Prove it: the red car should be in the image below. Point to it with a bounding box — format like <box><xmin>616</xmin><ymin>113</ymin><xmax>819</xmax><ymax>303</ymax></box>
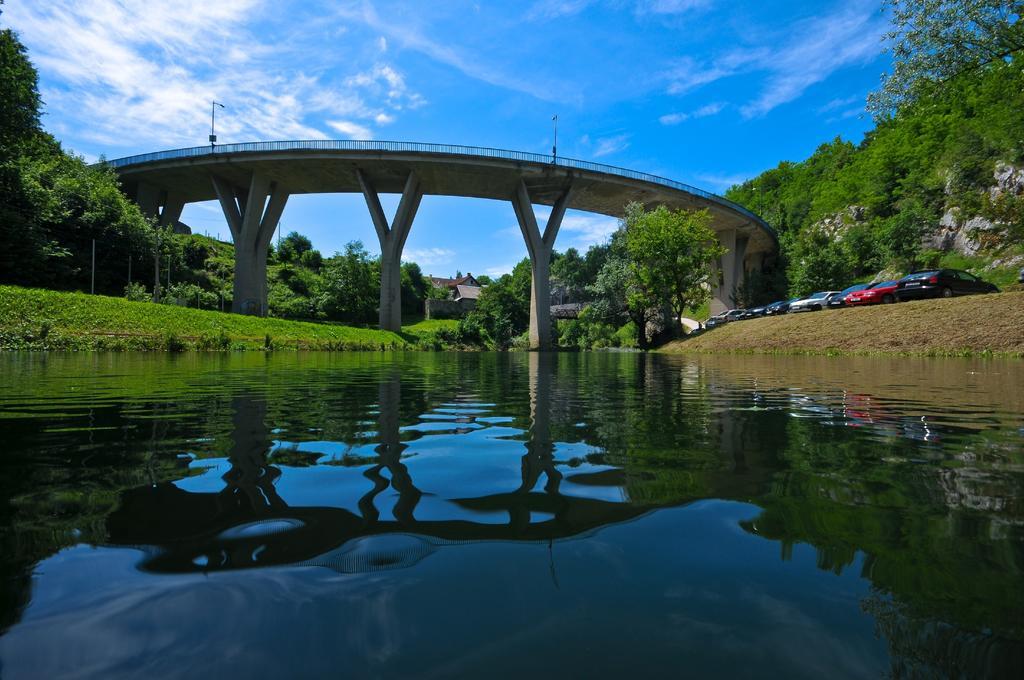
<box><xmin>844</xmin><ymin>280</ymin><xmax>899</xmax><ymax>306</ymax></box>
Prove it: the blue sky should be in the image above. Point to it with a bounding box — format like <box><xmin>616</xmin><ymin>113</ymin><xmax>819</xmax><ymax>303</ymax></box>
<box><xmin>5</xmin><ymin>0</ymin><xmax>890</xmax><ymax>277</ymax></box>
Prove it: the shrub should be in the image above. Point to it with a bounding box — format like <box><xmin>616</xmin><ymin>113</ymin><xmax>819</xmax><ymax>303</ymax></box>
<box><xmin>163</xmin><ymin>331</ymin><xmax>186</xmax><ymax>352</ymax></box>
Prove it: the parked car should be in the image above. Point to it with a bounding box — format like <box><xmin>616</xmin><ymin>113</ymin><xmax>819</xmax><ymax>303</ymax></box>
<box><xmin>724</xmin><ymin>309</ymin><xmax>746</xmax><ymax>322</ymax></box>
<box><xmin>828</xmin><ymin>283</ymin><xmax>872</xmax><ymax>309</ymax></box>
<box><xmin>705</xmin><ymin>313</ymin><xmax>728</xmax><ymax>329</ymax></box>
<box><xmin>895</xmin><ymin>269</ymin><xmax>999</xmax><ymax>301</ymax></box>
<box><xmin>765</xmin><ymin>298</ymin><xmax>799</xmax><ymax>315</ymax></box>
<box><xmin>789</xmin><ymin>291</ymin><xmax>842</xmax><ymax>312</ymax></box>
<box><xmin>845</xmin><ymin>280</ymin><xmax>900</xmax><ymax>306</ymax></box>
<box><xmin>745</xmin><ymin>305</ymin><xmax>767</xmax><ymax>318</ymax></box>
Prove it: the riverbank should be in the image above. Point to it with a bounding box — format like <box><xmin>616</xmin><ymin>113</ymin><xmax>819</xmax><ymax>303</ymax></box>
<box><xmin>0</xmin><ymin>286</ymin><xmax>459</xmax><ymax>351</ymax></box>
<box><xmin>661</xmin><ymin>291</ymin><xmax>1024</xmax><ymax>357</ymax></box>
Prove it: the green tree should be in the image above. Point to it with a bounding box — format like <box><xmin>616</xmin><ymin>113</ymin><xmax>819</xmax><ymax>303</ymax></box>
<box><xmin>460</xmin><ymin>258</ymin><xmax>531</xmax><ymax>349</ymax></box>
<box><xmin>316</xmin><ymin>241</ymin><xmax>378</xmax><ymax>322</ymax></box>
<box><xmin>0</xmin><ymin>15</ymin><xmax>41</xmax><ymax>155</ymax></box>
<box><xmin>623</xmin><ymin>203</ymin><xmax>726</xmax><ymax>334</ymax></box>
<box><xmin>879</xmin><ymin>200</ymin><xmax>930</xmax><ymax>270</ymax></box>
<box><xmin>400</xmin><ymin>261</ymin><xmax>429</xmax><ymax>316</ymax></box>
<box><xmin>869</xmin><ymin>0</ymin><xmax>1024</xmax><ymax>115</ymax></box>
<box><xmin>587</xmin><ymin>243</ymin><xmax>660</xmax><ymax>349</ymax></box>
<box><xmin>786</xmin><ymin>229</ymin><xmax>853</xmax><ymax>296</ymax></box>
<box><xmin>277</xmin><ymin>231</ymin><xmax>313</xmax><ymax>263</ymax></box>
<box><xmin>551</xmin><ymin>247</ymin><xmax>587</xmax><ymax>301</ymax></box>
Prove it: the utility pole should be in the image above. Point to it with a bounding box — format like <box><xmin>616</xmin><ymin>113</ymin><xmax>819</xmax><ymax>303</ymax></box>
<box><xmin>210</xmin><ymin>101</ymin><xmax>225</xmax><ymax>149</ymax></box>
<box><xmin>91</xmin><ymin>239</ymin><xmax>95</xmax><ymax>294</ymax></box>
<box><xmin>153</xmin><ymin>238</ymin><xmax>160</xmax><ymax>302</ymax></box>
<box><xmin>128</xmin><ymin>251</ymin><xmax>132</xmax><ymax>286</ymax></box>
<box><xmin>552</xmin><ymin>114</ymin><xmax>558</xmax><ymax>163</ymax></box>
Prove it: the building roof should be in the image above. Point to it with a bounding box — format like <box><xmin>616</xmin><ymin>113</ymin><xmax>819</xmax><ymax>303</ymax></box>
<box><xmin>455</xmin><ymin>284</ymin><xmax>482</xmax><ymax>300</ymax></box>
<box><xmin>429</xmin><ymin>273</ymin><xmax>480</xmax><ymax>289</ymax></box>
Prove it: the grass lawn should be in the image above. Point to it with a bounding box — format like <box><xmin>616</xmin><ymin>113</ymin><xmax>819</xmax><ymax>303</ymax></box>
<box><xmin>662</xmin><ymin>291</ymin><xmax>1024</xmax><ymax>357</ymax></box>
<box><xmin>0</xmin><ymin>286</ymin><xmax>411</xmax><ymax>351</ymax></box>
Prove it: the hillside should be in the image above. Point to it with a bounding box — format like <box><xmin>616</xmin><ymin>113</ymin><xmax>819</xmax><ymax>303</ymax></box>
<box><xmin>724</xmin><ymin>60</ymin><xmax>1024</xmax><ymax>306</ymax></box>
<box><xmin>662</xmin><ymin>292</ymin><xmax>1024</xmax><ymax>357</ymax></box>
<box><xmin>0</xmin><ymin>286</ymin><xmax>456</xmax><ymax>351</ymax></box>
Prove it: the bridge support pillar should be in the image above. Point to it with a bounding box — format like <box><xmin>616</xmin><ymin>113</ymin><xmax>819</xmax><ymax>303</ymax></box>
<box><xmin>358</xmin><ymin>170</ymin><xmax>423</xmax><ymax>332</ymax></box>
<box><xmin>212</xmin><ymin>173</ymin><xmax>288</xmax><ymax>316</ymax></box>
<box><xmin>709</xmin><ymin>230</ymin><xmax>753</xmax><ymax>314</ymax></box>
<box><xmin>134</xmin><ymin>182</ymin><xmax>185</xmax><ymax>228</ymax></box>
<box><xmin>511</xmin><ymin>180</ymin><xmax>573</xmax><ymax>350</ymax></box>
<box><xmin>710</xmin><ymin>228</ymin><xmax>736</xmax><ymax>315</ymax></box>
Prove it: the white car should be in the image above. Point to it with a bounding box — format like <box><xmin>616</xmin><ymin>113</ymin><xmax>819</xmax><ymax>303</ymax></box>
<box><xmin>789</xmin><ymin>291</ymin><xmax>842</xmax><ymax>312</ymax></box>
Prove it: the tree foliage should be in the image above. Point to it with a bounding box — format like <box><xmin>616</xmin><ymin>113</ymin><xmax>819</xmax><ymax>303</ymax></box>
<box><xmin>315</xmin><ymin>241</ymin><xmax>379</xmax><ymax>323</ymax></box>
<box><xmin>727</xmin><ymin>56</ymin><xmax>1024</xmax><ymax>295</ymax></box>
<box><xmin>623</xmin><ymin>203</ymin><xmax>725</xmax><ymax>323</ymax></box>
<box><xmin>0</xmin><ymin>18</ymin><xmax>40</xmax><ymax>155</ymax></box>
<box><xmin>869</xmin><ymin>0</ymin><xmax>1024</xmax><ymax>115</ymax></box>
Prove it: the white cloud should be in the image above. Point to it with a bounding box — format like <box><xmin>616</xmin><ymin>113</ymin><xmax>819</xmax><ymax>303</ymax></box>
<box><xmin>337</xmin><ymin>2</ymin><xmax>579</xmax><ymax>104</ymax></box>
<box><xmin>327</xmin><ymin>120</ymin><xmax>373</xmax><ymax>139</ymax></box>
<box><xmin>345</xmin><ymin>64</ymin><xmax>426</xmax><ymax>111</ymax></box>
<box><xmin>559</xmin><ymin>214</ymin><xmax>619</xmax><ymax>248</ymax></box>
<box><xmin>526</xmin><ymin>0</ymin><xmax>596</xmax><ymax>20</ymax></box>
<box><xmin>659</xmin><ymin>101</ymin><xmax>725</xmax><ymax>125</ymax></box>
<box><xmin>403</xmin><ymin>247</ymin><xmax>456</xmax><ymax>266</ymax></box>
<box><xmin>817</xmin><ymin>95</ymin><xmax>861</xmax><ymax>113</ymax></box>
<box><xmin>739</xmin><ymin>5</ymin><xmax>885</xmax><ymax>118</ymax></box>
<box><xmin>531</xmin><ymin>208</ymin><xmax>619</xmax><ymax>249</ymax></box>
<box><xmin>484</xmin><ymin>263</ymin><xmax>518</xmax><ymax>277</ymax></box>
<box><xmin>692</xmin><ymin>172</ymin><xmax>754</xmax><ymax>192</ymax></box>
<box><xmin>592</xmin><ymin>134</ymin><xmax>630</xmax><ymax>158</ymax></box>
<box><xmin>664</xmin><ymin>49</ymin><xmax>767</xmax><ymax>95</ymax></box>
<box><xmin>662</xmin><ymin>1</ymin><xmax>885</xmax><ymax>117</ymax></box>
<box><xmin>636</xmin><ymin>0</ymin><xmax>714</xmax><ymax>15</ymax></box>
<box><xmin>4</xmin><ymin>1</ymin><xmax>421</xmax><ymax>151</ymax></box>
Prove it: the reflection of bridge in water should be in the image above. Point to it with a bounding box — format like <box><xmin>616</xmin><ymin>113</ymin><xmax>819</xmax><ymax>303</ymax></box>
<box><xmin>106</xmin><ymin>354</ymin><xmax>667</xmax><ymax>573</ymax></box>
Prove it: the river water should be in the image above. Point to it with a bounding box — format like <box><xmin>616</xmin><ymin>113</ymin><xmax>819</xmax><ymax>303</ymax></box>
<box><xmin>0</xmin><ymin>352</ymin><xmax>1021</xmax><ymax>678</ymax></box>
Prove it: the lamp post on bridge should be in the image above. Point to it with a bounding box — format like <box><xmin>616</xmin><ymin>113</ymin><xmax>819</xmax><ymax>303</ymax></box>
<box><xmin>210</xmin><ymin>101</ymin><xmax>225</xmax><ymax>150</ymax></box>
<box><xmin>552</xmin><ymin>114</ymin><xmax>558</xmax><ymax>164</ymax></box>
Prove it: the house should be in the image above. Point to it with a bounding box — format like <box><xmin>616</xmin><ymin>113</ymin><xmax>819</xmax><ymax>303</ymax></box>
<box><xmin>429</xmin><ymin>272</ymin><xmax>482</xmax><ymax>291</ymax></box>
<box><xmin>425</xmin><ymin>272</ymin><xmax>484</xmax><ymax>319</ymax></box>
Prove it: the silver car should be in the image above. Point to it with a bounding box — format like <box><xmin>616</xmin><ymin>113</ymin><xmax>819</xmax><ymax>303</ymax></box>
<box><xmin>789</xmin><ymin>291</ymin><xmax>842</xmax><ymax>312</ymax></box>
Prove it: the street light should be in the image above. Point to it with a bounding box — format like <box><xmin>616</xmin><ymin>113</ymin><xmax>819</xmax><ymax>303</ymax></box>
<box><xmin>210</xmin><ymin>101</ymin><xmax>225</xmax><ymax>149</ymax></box>
<box><xmin>552</xmin><ymin>114</ymin><xmax>558</xmax><ymax>164</ymax></box>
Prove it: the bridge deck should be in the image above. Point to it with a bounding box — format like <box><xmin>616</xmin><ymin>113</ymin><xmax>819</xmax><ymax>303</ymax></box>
<box><xmin>108</xmin><ymin>140</ymin><xmax>776</xmax><ymax>252</ymax></box>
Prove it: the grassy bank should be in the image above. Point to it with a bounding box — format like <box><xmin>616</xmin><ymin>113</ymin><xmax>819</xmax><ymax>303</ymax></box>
<box><xmin>662</xmin><ymin>291</ymin><xmax>1024</xmax><ymax>357</ymax></box>
<box><xmin>0</xmin><ymin>286</ymin><xmax>428</xmax><ymax>351</ymax></box>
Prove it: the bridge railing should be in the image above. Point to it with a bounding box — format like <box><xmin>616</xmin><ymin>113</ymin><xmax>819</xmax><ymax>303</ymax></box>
<box><xmin>105</xmin><ymin>139</ymin><xmax>771</xmax><ymax>234</ymax></box>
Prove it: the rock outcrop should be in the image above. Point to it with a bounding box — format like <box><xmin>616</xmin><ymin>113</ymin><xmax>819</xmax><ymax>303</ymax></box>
<box><xmin>923</xmin><ymin>162</ymin><xmax>1022</xmax><ymax>256</ymax></box>
<box><xmin>815</xmin><ymin>206</ymin><xmax>866</xmax><ymax>240</ymax></box>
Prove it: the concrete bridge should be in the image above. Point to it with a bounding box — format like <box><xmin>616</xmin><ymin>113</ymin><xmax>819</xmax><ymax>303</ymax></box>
<box><xmin>107</xmin><ymin>140</ymin><xmax>777</xmax><ymax>348</ymax></box>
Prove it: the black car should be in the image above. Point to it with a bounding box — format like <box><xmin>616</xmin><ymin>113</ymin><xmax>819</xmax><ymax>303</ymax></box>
<box><xmin>827</xmin><ymin>283</ymin><xmax>872</xmax><ymax>309</ymax></box>
<box><xmin>895</xmin><ymin>269</ymin><xmax>999</xmax><ymax>301</ymax></box>
<box><xmin>765</xmin><ymin>298</ymin><xmax>799</xmax><ymax>315</ymax></box>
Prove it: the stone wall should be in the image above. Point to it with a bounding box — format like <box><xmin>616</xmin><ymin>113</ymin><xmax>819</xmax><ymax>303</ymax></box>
<box><xmin>425</xmin><ymin>298</ymin><xmax>476</xmax><ymax>319</ymax></box>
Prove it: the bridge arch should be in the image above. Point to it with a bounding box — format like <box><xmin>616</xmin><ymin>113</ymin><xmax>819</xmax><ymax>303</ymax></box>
<box><xmin>108</xmin><ymin>140</ymin><xmax>777</xmax><ymax>348</ymax></box>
